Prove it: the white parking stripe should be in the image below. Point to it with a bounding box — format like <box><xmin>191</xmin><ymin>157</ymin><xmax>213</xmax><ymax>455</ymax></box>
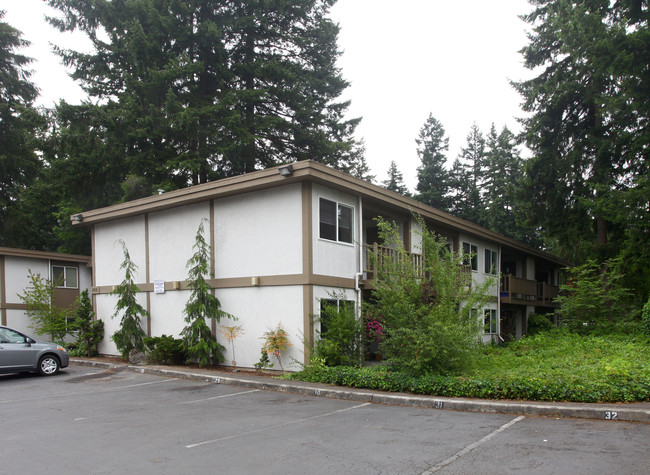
<box><xmin>186</xmin><ymin>402</ymin><xmax>372</xmax><ymax>449</ymax></box>
<box><xmin>420</xmin><ymin>415</ymin><xmax>526</xmax><ymax>474</ymax></box>
<box><xmin>180</xmin><ymin>389</ymin><xmax>260</xmax><ymax>404</ymax></box>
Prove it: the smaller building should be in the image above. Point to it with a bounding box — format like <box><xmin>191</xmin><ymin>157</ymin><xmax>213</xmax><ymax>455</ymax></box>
<box><xmin>0</xmin><ymin>247</ymin><xmax>92</xmax><ymax>335</ymax></box>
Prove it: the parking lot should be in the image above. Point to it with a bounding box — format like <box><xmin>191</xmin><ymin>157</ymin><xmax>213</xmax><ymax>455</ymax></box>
<box><xmin>2</xmin><ymin>365</ymin><xmax>649</xmax><ymax>474</ymax></box>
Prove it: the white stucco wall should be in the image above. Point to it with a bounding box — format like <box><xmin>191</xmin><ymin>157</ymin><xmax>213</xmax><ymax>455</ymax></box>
<box><xmin>213</xmin><ymin>184</ymin><xmax>303</xmax><ymax>278</ymax></box>
<box><xmin>312</xmin><ymin>184</ymin><xmax>359</xmax><ymax>278</ymax></box>
<box><xmin>5</xmin><ymin>256</ymin><xmax>49</xmax><ymax>304</ymax></box>
<box><xmin>216</xmin><ymin>286</ymin><xmax>305</xmax><ymax>370</ymax></box>
<box><xmin>148</xmin><ymin>202</ymin><xmax>210</xmax><ymax>282</ymax></box>
<box><xmin>94</xmin><ymin>216</ymin><xmax>147</xmax><ymax>287</ymax></box>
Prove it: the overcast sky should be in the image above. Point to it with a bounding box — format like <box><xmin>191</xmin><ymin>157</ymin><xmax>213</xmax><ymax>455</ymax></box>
<box><xmin>4</xmin><ymin>0</ymin><xmax>535</xmax><ymax>191</ymax></box>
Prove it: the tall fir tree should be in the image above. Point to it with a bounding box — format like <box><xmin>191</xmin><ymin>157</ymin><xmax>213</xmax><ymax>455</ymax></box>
<box><xmin>448</xmin><ymin>123</ymin><xmax>485</xmax><ymax>224</ymax></box>
<box><xmin>415</xmin><ymin>113</ymin><xmax>450</xmax><ymax>211</ymax></box>
<box><xmin>382</xmin><ymin>161</ymin><xmax>410</xmax><ymax>196</ymax></box>
<box><xmin>0</xmin><ymin>12</ymin><xmax>46</xmax><ymax>247</ymax></box>
<box><xmin>46</xmin><ymin>0</ymin><xmax>362</xmax><ymax>190</ymax></box>
<box><xmin>482</xmin><ymin>124</ymin><xmax>538</xmax><ymax>245</ymax></box>
<box><xmin>514</xmin><ymin>0</ymin><xmax>649</xmax><ymax>272</ymax></box>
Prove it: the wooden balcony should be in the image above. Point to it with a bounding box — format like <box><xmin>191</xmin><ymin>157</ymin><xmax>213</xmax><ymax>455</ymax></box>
<box><xmin>500</xmin><ymin>274</ymin><xmax>559</xmax><ymax>307</ymax></box>
<box><xmin>362</xmin><ymin>243</ymin><xmax>424</xmax><ymax>284</ymax></box>
<box><xmin>361</xmin><ymin>244</ymin><xmax>472</xmax><ymax>288</ymax></box>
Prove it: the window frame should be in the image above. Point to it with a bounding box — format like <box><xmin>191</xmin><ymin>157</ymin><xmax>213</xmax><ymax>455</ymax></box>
<box><xmin>484</xmin><ymin>249</ymin><xmax>498</xmax><ymax>275</ymax></box>
<box><xmin>318</xmin><ymin>298</ymin><xmax>356</xmax><ymax>336</ymax></box>
<box><xmin>484</xmin><ymin>309</ymin><xmax>498</xmax><ymax>334</ymax></box>
<box><xmin>51</xmin><ymin>265</ymin><xmax>79</xmax><ymax>289</ymax></box>
<box><xmin>319</xmin><ymin>198</ymin><xmax>354</xmax><ymax>245</ymax></box>
<box><xmin>462</xmin><ymin>242</ymin><xmax>478</xmax><ymax>272</ymax></box>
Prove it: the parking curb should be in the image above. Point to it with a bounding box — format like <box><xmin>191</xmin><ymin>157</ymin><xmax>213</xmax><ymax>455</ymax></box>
<box><xmin>70</xmin><ymin>359</ymin><xmax>650</xmax><ymax>423</ymax></box>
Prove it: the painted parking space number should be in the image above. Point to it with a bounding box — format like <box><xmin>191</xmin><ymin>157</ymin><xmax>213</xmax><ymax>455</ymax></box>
<box><xmin>604</xmin><ymin>411</ymin><xmax>618</xmax><ymax>420</ymax></box>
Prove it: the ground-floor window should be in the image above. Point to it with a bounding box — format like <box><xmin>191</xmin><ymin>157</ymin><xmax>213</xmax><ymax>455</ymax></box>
<box><xmin>484</xmin><ymin>309</ymin><xmax>498</xmax><ymax>334</ymax></box>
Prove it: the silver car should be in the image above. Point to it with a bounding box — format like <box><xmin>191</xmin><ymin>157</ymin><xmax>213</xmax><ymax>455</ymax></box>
<box><xmin>0</xmin><ymin>325</ymin><xmax>70</xmax><ymax>376</ymax></box>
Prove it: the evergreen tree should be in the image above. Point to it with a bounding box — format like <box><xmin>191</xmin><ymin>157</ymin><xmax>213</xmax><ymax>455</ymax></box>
<box><xmin>46</xmin><ymin>0</ymin><xmax>362</xmax><ymax>189</ymax></box>
<box><xmin>448</xmin><ymin>123</ymin><xmax>485</xmax><ymax>224</ymax></box>
<box><xmin>482</xmin><ymin>124</ymin><xmax>536</xmax><ymax>244</ymax></box>
<box><xmin>382</xmin><ymin>161</ymin><xmax>410</xmax><ymax>196</ymax></box>
<box><xmin>514</xmin><ymin>0</ymin><xmax>649</xmax><ymax>267</ymax></box>
<box><xmin>182</xmin><ymin>220</ymin><xmax>230</xmax><ymax>366</ymax></box>
<box><xmin>111</xmin><ymin>241</ymin><xmax>148</xmax><ymax>358</ymax></box>
<box><xmin>0</xmin><ymin>13</ymin><xmax>46</xmax><ymax>246</ymax></box>
<box><xmin>415</xmin><ymin>114</ymin><xmax>450</xmax><ymax>211</ymax></box>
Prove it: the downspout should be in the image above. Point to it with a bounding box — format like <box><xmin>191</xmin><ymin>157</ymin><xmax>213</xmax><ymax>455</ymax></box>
<box><xmin>356</xmin><ymin>195</ymin><xmax>364</xmax><ymax>366</ymax></box>
<box><xmin>497</xmin><ymin>245</ymin><xmax>503</xmax><ymax>343</ymax></box>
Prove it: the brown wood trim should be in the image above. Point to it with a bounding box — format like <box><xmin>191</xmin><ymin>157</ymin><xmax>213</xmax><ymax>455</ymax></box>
<box><xmin>302</xmin><ymin>182</ymin><xmax>313</xmax><ymax>278</ymax></box>
<box><xmin>91</xmin><ymin>226</ymin><xmax>98</xmax><ymax>321</ymax></box>
<box><xmin>303</xmin><ymin>285</ymin><xmax>313</xmax><ymax>365</ymax></box>
<box><xmin>210</xmin><ymin>200</ymin><xmax>216</xmax><ymax>335</ymax></box>
<box><xmin>1</xmin><ymin>255</ymin><xmax>6</xmax><ymax>325</ymax></box>
<box><xmin>1</xmin><ymin>303</ymin><xmax>29</xmax><ymax>311</ymax></box>
<box><xmin>144</xmin><ymin>213</ymin><xmax>151</xmax><ymax>336</ymax></box>
<box><xmin>91</xmin><ymin>274</ymin><xmax>356</xmax><ymax>295</ymax></box>
<box><xmin>0</xmin><ymin>246</ymin><xmax>91</xmax><ymax>264</ymax></box>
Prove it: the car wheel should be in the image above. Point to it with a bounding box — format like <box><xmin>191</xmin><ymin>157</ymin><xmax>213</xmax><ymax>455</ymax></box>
<box><xmin>38</xmin><ymin>355</ymin><xmax>60</xmax><ymax>376</ymax></box>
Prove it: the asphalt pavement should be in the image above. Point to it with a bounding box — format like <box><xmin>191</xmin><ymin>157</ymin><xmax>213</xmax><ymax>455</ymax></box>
<box><xmin>70</xmin><ymin>358</ymin><xmax>650</xmax><ymax>423</ymax></box>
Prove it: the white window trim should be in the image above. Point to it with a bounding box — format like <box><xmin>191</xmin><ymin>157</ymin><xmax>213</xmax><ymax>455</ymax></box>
<box><xmin>484</xmin><ymin>309</ymin><xmax>498</xmax><ymax>334</ymax></box>
<box><xmin>462</xmin><ymin>241</ymin><xmax>479</xmax><ymax>272</ymax></box>
<box><xmin>318</xmin><ymin>197</ymin><xmax>355</xmax><ymax>246</ymax></box>
<box><xmin>484</xmin><ymin>248</ymin><xmax>498</xmax><ymax>275</ymax></box>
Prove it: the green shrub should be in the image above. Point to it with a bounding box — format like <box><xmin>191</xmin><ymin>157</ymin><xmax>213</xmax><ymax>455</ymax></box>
<box><xmin>555</xmin><ymin>258</ymin><xmax>634</xmax><ymax>333</ymax></box>
<box><xmin>368</xmin><ymin>216</ymin><xmax>494</xmax><ymax>376</ymax></box>
<box><xmin>314</xmin><ymin>295</ymin><xmax>363</xmax><ymax>366</ymax></box>
<box><xmin>527</xmin><ymin>313</ymin><xmax>554</xmax><ymax>335</ymax></box>
<box><xmin>73</xmin><ymin>289</ymin><xmax>104</xmax><ymax>357</ymax></box>
<box><xmin>642</xmin><ymin>298</ymin><xmax>650</xmax><ymax>336</ymax></box>
<box><xmin>289</xmin><ymin>331</ymin><xmax>650</xmax><ymax>403</ymax></box>
<box><xmin>144</xmin><ymin>335</ymin><xmax>186</xmax><ymax>365</ymax></box>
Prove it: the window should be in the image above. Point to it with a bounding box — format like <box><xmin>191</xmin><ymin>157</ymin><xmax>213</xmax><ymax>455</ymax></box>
<box><xmin>462</xmin><ymin>242</ymin><xmax>478</xmax><ymax>271</ymax></box>
<box><xmin>484</xmin><ymin>249</ymin><xmax>498</xmax><ymax>275</ymax></box>
<box><xmin>52</xmin><ymin>265</ymin><xmax>78</xmax><ymax>289</ymax></box>
<box><xmin>319</xmin><ymin>198</ymin><xmax>353</xmax><ymax>244</ymax></box>
<box><xmin>484</xmin><ymin>309</ymin><xmax>498</xmax><ymax>334</ymax></box>
<box><xmin>319</xmin><ymin>299</ymin><xmax>355</xmax><ymax>335</ymax></box>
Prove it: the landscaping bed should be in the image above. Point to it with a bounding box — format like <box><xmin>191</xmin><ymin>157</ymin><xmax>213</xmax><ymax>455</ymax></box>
<box><xmin>288</xmin><ymin>330</ymin><xmax>650</xmax><ymax>403</ymax></box>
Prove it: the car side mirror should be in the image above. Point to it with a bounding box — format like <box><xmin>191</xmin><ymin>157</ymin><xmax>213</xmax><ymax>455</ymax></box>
<box><xmin>25</xmin><ymin>337</ymin><xmax>35</xmax><ymax>345</ymax></box>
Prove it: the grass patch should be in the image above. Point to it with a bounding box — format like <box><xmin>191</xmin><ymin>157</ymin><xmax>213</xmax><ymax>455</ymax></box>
<box><xmin>288</xmin><ymin>329</ymin><xmax>650</xmax><ymax>403</ymax></box>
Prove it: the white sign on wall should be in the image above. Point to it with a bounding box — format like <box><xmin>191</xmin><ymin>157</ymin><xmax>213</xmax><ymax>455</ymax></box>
<box><xmin>154</xmin><ymin>280</ymin><xmax>165</xmax><ymax>294</ymax></box>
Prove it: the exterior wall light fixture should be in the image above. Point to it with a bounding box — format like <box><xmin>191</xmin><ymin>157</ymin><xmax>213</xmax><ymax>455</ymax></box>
<box><xmin>72</xmin><ymin>214</ymin><xmax>83</xmax><ymax>223</ymax></box>
<box><xmin>278</xmin><ymin>164</ymin><xmax>294</xmax><ymax>177</ymax></box>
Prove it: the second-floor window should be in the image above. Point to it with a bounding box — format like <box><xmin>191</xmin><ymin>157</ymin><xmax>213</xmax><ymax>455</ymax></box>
<box><xmin>52</xmin><ymin>265</ymin><xmax>78</xmax><ymax>289</ymax></box>
<box><xmin>462</xmin><ymin>242</ymin><xmax>478</xmax><ymax>271</ymax></box>
<box><xmin>484</xmin><ymin>249</ymin><xmax>498</xmax><ymax>275</ymax></box>
<box><xmin>319</xmin><ymin>198</ymin><xmax>353</xmax><ymax>244</ymax></box>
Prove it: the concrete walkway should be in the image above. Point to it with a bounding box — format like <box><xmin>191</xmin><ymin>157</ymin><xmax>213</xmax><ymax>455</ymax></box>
<box><xmin>70</xmin><ymin>358</ymin><xmax>650</xmax><ymax>423</ymax></box>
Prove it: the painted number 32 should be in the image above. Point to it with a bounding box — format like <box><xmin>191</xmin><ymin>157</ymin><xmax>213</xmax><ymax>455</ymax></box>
<box><xmin>604</xmin><ymin>411</ymin><xmax>618</xmax><ymax>420</ymax></box>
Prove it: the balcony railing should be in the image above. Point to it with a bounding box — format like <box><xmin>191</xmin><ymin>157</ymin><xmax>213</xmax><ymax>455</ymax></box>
<box><xmin>362</xmin><ymin>244</ymin><xmax>472</xmax><ymax>287</ymax></box>
<box><xmin>501</xmin><ymin>274</ymin><xmax>559</xmax><ymax>307</ymax></box>
<box><xmin>363</xmin><ymin>243</ymin><xmax>424</xmax><ymax>278</ymax></box>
